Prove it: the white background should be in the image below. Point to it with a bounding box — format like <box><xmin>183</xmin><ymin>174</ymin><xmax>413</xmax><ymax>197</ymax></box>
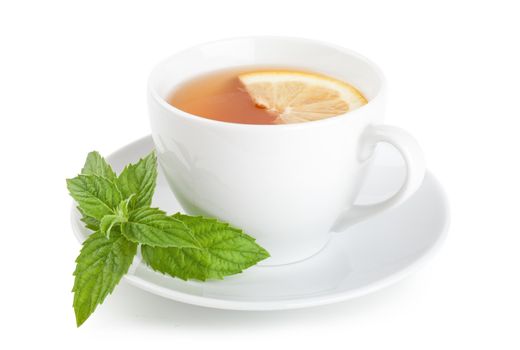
<box><xmin>1</xmin><ymin>0</ymin><xmax>519</xmax><ymax>348</ymax></box>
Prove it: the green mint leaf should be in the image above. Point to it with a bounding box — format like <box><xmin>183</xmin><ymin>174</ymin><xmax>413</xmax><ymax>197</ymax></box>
<box><xmin>81</xmin><ymin>216</ymin><xmax>100</xmax><ymax>231</ymax></box>
<box><xmin>81</xmin><ymin>151</ymin><xmax>117</xmax><ymax>181</ymax></box>
<box><xmin>77</xmin><ymin>207</ymin><xmax>100</xmax><ymax>231</ymax></box>
<box><xmin>67</xmin><ymin>175</ymin><xmax>122</xmax><ymax>220</ymax></box>
<box><xmin>73</xmin><ymin>230</ymin><xmax>137</xmax><ymax>327</ymax></box>
<box><xmin>120</xmin><ymin>207</ymin><xmax>199</xmax><ymax>248</ymax></box>
<box><xmin>141</xmin><ymin>214</ymin><xmax>270</xmax><ymax>281</ymax></box>
<box><xmin>117</xmin><ymin>152</ymin><xmax>157</xmax><ymax>209</ymax></box>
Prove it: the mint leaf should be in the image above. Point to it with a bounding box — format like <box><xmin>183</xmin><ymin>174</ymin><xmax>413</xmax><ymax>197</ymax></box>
<box><xmin>81</xmin><ymin>151</ymin><xmax>117</xmax><ymax>181</ymax></box>
<box><xmin>67</xmin><ymin>175</ymin><xmax>122</xmax><ymax>220</ymax></box>
<box><xmin>73</xmin><ymin>230</ymin><xmax>137</xmax><ymax>327</ymax></box>
<box><xmin>78</xmin><ymin>152</ymin><xmax>119</xmax><ymax>230</ymax></box>
<box><xmin>141</xmin><ymin>214</ymin><xmax>270</xmax><ymax>281</ymax></box>
<box><xmin>77</xmin><ymin>207</ymin><xmax>100</xmax><ymax>231</ymax></box>
<box><xmin>117</xmin><ymin>152</ymin><xmax>157</xmax><ymax>209</ymax></box>
<box><xmin>120</xmin><ymin>207</ymin><xmax>199</xmax><ymax>248</ymax></box>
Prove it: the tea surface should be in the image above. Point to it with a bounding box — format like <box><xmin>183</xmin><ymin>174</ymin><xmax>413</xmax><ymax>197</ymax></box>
<box><xmin>167</xmin><ymin>67</ymin><xmax>367</xmax><ymax>125</ymax></box>
<box><xmin>167</xmin><ymin>67</ymin><xmax>277</xmax><ymax>124</ymax></box>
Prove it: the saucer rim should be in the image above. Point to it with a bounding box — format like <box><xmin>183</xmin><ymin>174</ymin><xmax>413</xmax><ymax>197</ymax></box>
<box><xmin>70</xmin><ymin>135</ymin><xmax>450</xmax><ymax>311</ymax></box>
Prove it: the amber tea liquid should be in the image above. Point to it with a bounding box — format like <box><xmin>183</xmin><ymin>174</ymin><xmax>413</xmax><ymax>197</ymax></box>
<box><xmin>167</xmin><ymin>66</ymin><xmax>367</xmax><ymax>125</ymax></box>
<box><xmin>167</xmin><ymin>67</ymin><xmax>281</xmax><ymax>125</ymax></box>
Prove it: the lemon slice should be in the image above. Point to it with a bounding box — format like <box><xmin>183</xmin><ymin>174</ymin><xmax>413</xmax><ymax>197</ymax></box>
<box><xmin>238</xmin><ymin>71</ymin><xmax>367</xmax><ymax>124</ymax></box>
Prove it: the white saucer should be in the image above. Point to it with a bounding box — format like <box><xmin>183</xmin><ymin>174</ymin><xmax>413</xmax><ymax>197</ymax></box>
<box><xmin>71</xmin><ymin>135</ymin><xmax>449</xmax><ymax>310</ymax></box>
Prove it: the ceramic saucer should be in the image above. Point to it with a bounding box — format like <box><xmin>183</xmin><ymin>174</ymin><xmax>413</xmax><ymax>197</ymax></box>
<box><xmin>71</xmin><ymin>135</ymin><xmax>449</xmax><ymax>310</ymax></box>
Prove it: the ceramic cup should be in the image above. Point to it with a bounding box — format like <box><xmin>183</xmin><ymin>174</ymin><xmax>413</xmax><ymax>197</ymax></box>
<box><xmin>148</xmin><ymin>37</ymin><xmax>425</xmax><ymax>265</ymax></box>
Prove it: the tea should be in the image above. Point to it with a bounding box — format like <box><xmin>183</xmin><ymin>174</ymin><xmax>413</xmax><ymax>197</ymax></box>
<box><xmin>167</xmin><ymin>67</ymin><xmax>367</xmax><ymax>125</ymax></box>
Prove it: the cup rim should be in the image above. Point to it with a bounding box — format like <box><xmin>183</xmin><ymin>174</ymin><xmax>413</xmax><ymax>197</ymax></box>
<box><xmin>148</xmin><ymin>36</ymin><xmax>387</xmax><ymax>129</ymax></box>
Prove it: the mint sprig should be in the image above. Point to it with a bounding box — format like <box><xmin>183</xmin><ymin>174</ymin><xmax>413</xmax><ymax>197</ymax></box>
<box><xmin>67</xmin><ymin>151</ymin><xmax>269</xmax><ymax>327</ymax></box>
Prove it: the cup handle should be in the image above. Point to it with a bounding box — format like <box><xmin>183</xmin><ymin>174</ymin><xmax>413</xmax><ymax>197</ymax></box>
<box><xmin>332</xmin><ymin>125</ymin><xmax>426</xmax><ymax>232</ymax></box>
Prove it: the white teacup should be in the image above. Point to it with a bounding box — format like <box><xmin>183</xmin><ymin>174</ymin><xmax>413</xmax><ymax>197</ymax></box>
<box><xmin>148</xmin><ymin>37</ymin><xmax>425</xmax><ymax>265</ymax></box>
